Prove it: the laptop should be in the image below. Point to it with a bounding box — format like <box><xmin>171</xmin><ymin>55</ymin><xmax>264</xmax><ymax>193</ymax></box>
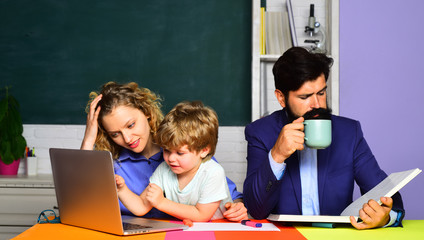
<box><xmin>49</xmin><ymin>148</ymin><xmax>188</xmax><ymax>235</ymax></box>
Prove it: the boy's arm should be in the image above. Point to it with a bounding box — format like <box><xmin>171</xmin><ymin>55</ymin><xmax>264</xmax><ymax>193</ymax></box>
<box><xmin>146</xmin><ymin>183</ymin><xmax>220</xmax><ymax>221</ymax></box>
<box><xmin>159</xmin><ymin>199</ymin><xmax>221</xmax><ymax>222</ymax></box>
<box><xmin>223</xmin><ymin>201</ymin><xmax>248</xmax><ymax>222</ymax></box>
<box><xmin>116</xmin><ymin>175</ymin><xmax>153</xmax><ymax>216</ymax></box>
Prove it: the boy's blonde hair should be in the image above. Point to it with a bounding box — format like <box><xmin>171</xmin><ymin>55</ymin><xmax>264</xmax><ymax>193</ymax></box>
<box><xmin>156</xmin><ymin>101</ymin><xmax>219</xmax><ymax>161</ymax></box>
<box><xmin>86</xmin><ymin>82</ymin><xmax>163</xmax><ymax>159</ymax></box>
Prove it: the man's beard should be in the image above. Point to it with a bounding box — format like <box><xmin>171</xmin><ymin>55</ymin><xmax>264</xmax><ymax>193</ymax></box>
<box><xmin>284</xmin><ymin>101</ymin><xmax>332</xmax><ymax>123</ymax></box>
<box><xmin>284</xmin><ymin>103</ymin><xmax>299</xmax><ymax>123</ymax></box>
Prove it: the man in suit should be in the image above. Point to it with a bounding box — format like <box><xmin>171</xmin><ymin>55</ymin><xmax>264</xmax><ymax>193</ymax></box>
<box><xmin>243</xmin><ymin>47</ymin><xmax>404</xmax><ymax>229</ymax></box>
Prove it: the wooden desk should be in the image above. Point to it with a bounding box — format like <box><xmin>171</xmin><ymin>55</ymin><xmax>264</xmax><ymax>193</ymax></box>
<box><xmin>11</xmin><ymin>220</ymin><xmax>424</xmax><ymax>240</ymax></box>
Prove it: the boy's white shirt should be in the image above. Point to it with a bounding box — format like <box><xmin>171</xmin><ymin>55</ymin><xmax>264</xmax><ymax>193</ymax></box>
<box><xmin>149</xmin><ymin>159</ymin><xmax>233</xmax><ymax>220</ymax></box>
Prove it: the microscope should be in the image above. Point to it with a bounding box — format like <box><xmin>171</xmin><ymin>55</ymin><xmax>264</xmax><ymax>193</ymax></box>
<box><xmin>304</xmin><ymin>4</ymin><xmax>326</xmax><ymax>53</ymax></box>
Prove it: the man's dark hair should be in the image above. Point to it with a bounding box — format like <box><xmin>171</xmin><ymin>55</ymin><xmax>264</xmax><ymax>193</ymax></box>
<box><xmin>272</xmin><ymin>47</ymin><xmax>334</xmax><ymax>97</ymax></box>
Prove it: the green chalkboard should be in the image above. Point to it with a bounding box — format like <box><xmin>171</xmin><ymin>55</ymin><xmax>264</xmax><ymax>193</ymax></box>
<box><xmin>0</xmin><ymin>0</ymin><xmax>251</xmax><ymax>126</ymax></box>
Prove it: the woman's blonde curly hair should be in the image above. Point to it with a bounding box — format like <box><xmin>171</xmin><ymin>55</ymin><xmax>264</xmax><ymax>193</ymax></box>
<box><xmin>86</xmin><ymin>82</ymin><xmax>163</xmax><ymax>159</ymax></box>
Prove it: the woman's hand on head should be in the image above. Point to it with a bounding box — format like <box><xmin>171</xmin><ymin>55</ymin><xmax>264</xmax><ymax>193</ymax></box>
<box><xmin>81</xmin><ymin>94</ymin><xmax>102</xmax><ymax>150</ymax></box>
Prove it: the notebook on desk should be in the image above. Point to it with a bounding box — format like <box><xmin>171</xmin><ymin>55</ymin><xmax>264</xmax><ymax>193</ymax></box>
<box><xmin>49</xmin><ymin>148</ymin><xmax>188</xmax><ymax>236</ymax></box>
<box><xmin>268</xmin><ymin>168</ymin><xmax>422</xmax><ymax>224</ymax></box>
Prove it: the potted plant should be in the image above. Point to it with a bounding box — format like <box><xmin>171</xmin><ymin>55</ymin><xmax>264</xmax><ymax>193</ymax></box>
<box><xmin>0</xmin><ymin>86</ymin><xmax>27</xmax><ymax>175</ymax></box>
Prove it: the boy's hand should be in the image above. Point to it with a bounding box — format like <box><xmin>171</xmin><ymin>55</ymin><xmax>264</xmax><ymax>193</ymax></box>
<box><xmin>350</xmin><ymin>197</ymin><xmax>393</xmax><ymax>229</ymax></box>
<box><xmin>115</xmin><ymin>175</ymin><xmax>126</xmax><ymax>192</ymax></box>
<box><xmin>145</xmin><ymin>183</ymin><xmax>165</xmax><ymax>208</ymax></box>
<box><xmin>223</xmin><ymin>202</ymin><xmax>248</xmax><ymax>222</ymax></box>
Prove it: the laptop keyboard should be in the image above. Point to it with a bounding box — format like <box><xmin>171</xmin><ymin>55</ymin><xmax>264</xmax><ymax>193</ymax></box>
<box><xmin>123</xmin><ymin>222</ymin><xmax>152</xmax><ymax>230</ymax></box>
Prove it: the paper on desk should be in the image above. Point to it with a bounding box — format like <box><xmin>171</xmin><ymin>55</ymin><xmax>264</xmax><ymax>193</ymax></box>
<box><xmin>184</xmin><ymin>222</ymin><xmax>280</xmax><ymax>231</ymax></box>
<box><xmin>341</xmin><ymin>168</ymin><xmax>422</xmax><ymax>216</ymax></box>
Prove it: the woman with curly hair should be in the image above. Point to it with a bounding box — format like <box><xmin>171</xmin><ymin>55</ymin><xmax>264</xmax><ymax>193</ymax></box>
<box><xmin>80</xmin><ymin>82</ymin><xmax>247</xmax><ymax>221</ymax></box>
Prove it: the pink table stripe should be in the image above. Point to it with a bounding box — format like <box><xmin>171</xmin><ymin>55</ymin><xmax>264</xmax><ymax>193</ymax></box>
<box><xmin>165</xmin><ymin>231</ymin><xmax>215</xmax><ymax>240</ymax></box>
<box><xmin>166</xmin><ymin>220</ymin><xmax>215</xmax><ymax>240</ymax></box>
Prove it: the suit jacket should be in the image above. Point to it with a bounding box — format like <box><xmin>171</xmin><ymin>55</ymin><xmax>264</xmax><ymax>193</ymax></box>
<box><xmin>243</xmin><ymin>109</ymin><xmax>404</xmax><ymax>221</ymax></box>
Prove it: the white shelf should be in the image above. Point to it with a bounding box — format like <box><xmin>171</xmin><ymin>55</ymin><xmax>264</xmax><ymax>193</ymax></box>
<box><xmin>260</xmin><ymin>55</ymin><xmax>280</xmax><ymax>62</ymax></box>
<box><xmin>0</xmin><ymin>174</ymin><xmax>53</xmax><ymax>187</ymax></box>
<box><xmin>251</xmin><ymin>0</ymin><xmax>340</xmax><ymax>121</ymax></box>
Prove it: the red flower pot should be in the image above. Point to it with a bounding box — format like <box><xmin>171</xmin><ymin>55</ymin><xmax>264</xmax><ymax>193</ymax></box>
<box><xmin>0</xmin><ymin>158</ymin><xmax>21</xmax><ymax>175</ymax></box>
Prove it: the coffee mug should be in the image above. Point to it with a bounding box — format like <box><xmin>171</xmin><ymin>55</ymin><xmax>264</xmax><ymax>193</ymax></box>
<box><xmin>303</xmin><ymin>119</ymin><xmax>332</xmax><ymax>149</ymax></box>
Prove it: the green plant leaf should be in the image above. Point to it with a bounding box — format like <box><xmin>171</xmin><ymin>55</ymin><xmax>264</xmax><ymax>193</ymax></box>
<box><xmin>8</xmin><ymin>107</ymin><xmax>23</xmax><ymax>135</ymax></box>
<box><xmin>0</xmin><ymin>115</ymin><xmax>11</xmax><ymax>140</ymax></box>
<box><xmin>0</xmin><ymin>98</ymin><xmax>7</xmax><ymax>123</ymax></box>
<box><xmin>0</xmin><ymin>87</ymin><xmax>27</xmax><ymax>165</ymax></box>
<box><xmin>0</xmin><ymin>142</ymin><xmax>14</xmax><ymax>164</ymax></box>
<box><xmin>2</xmin><ymin>113</ymin><xmax>15</xmax><ymax>138</ymax></box>
<box><xmin>11</xmin><ymin>135</ymin><xmax>27</xmax><ymax>159</ymax></box>
<box><xmin>0</xmin><ymin>141</ymin><xmax>7</xmax><ymax>156</ymax></box>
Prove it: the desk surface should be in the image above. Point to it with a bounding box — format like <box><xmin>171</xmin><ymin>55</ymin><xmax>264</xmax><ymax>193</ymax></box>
<box><xmin>12</xmin><ymin>220</ymin><xmax>424</xmax><ymax>240</ymax></box>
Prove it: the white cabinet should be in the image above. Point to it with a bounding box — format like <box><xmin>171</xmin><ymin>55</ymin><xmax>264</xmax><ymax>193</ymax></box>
<box><xmin>251</xmin><ymin>0</ymin><xmax>339</xmax><ymax>121</ymax></box>
<box><xmin>0</xmin><ymin>175</ymin><xmax>56</xmax><ymax>239</ymax></box>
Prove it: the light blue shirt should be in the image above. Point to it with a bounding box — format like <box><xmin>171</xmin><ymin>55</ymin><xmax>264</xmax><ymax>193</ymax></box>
<box><xmin>268</xmin><ymin>147</ymin><xmax>319</xmax><ymax>215</ymax></box>
<box><xmin>268</xmin><ymin>148</ymin><xmax>397</xmax><ymax>226</ymax></box>
<box><xmin>299</xmin><ymin>147</ymin><xmax>320</xmax><ymax>215</ymax></box>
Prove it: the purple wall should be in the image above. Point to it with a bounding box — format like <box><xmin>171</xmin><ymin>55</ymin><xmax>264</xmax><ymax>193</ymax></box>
<box><xmin>340</xmin><ymin>0</ymin><xmax>424</xmax><ymax>220</ymax></box>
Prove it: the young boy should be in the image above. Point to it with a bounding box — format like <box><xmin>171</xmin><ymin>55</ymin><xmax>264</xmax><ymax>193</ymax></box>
<box><xmin>115</xmin><ymin>101</ymin><xmax>233</xmax><ymax>222</ymax></box>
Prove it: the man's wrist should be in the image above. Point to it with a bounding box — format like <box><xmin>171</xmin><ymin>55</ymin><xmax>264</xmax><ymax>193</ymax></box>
<box><xmin>382</xmin><ymin>210</ymin><xmax>398</xmax><ymax>228</ymax></box>
<box><xmin>270</xmin><ymin>147</ymin><xmax>288</xmax><ymax>164</ymax></box>
<box><xmin>268</xmin><ymin>151</ymin><xmax>286</xmax><ymax>180</ymax></box>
